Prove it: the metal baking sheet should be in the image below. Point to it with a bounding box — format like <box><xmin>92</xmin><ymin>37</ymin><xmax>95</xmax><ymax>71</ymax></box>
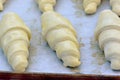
<box><xmin>0</xmin><ymin>0</ymin><xmax>120</xmax><ymax>75</ymax></box>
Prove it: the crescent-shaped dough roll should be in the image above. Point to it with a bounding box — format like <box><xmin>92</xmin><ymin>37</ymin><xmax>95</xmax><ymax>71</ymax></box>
<box><xmin>95</xmin><ymin>10</ymin><xmax>120</xmax><ymax>70</ymax></box>
<box><xmin>36</xmin><ymin>0</ymin><xmax>81</xmax><ymax>67</ymax></box>
<box><xmin>0</xmin><ymin>12</ymin><xmax>31</xmax><ymax>72</ymax></box>
<box><xmin>41</xmin><ymin>11</ymin><xmax>80</xmax><ymax>67</ymax></box>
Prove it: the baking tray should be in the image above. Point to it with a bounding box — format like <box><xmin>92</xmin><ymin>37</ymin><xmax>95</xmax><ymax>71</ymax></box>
<box><xmin>1</xmin><ymin>0</ymin><xmax>120</xmax><ymax>79</ymax></box>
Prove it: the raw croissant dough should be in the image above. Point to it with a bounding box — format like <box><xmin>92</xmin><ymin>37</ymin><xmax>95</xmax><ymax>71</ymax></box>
<box><xmin>95</xmin><ymin>10</ymin><xmax>120</xmax><ymax>70</ymax></box>
<box><xmin>0</xmin><ymin>0</ymin><xmax>6</xmax><ymax>11</ymax></box>
<box><xmin>36</xmin><ymin>0</ymin><xmax>56</xmax><ymax>12</ymax></box>
<box><xmin>0</xmin><ymin>12</ymin><xmax>31</xmax><ymax>72</ymax></box>
<box><xmin>41</xmin><ymin>11</ymin><xmax>80</xmax><ymax>67</ymax></box>
<box><xmin>36</xmin><ymin>0</ymin><xmax>80</xmax><ymax>67</ymax></box>
<box><xmin>83</xmin><ymin>0</ymin><xmax>101</xmax><ymax>14</ymax></box>
<box><xmin>110</xmin><ymin>0</ymin><xmax>120</xmax><ymax>16</ymax></box>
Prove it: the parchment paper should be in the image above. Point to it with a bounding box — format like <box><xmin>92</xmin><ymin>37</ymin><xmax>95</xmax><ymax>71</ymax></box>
<box><xmin>0</xmin><ymin>0</ymin><xmax>120</xmax><ymax>75</ymax></box>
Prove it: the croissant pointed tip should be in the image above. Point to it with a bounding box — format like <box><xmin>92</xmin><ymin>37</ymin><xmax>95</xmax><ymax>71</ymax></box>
<box><xmin>12</xmin><ymin>55</ymin><xmax>28</xmax><ymax>72</ymax></box>
<box><xmin>85</xmin><ymin>3</ymin><xmax>97</xmax><ymax>14</ymax></box>
<box><xmin>111</xmin><ymin>59</ymin><xmax>120</xmax><ymax>70</ymax></box>
<box><xmin>62</xmin><ymin>56</ymin><xmax>80</xmax><ymax>67</ymax></box>
<box><xmin>83</xmin><ymin>0</ymin><xmax>101</xmax><ymax>14</ymax></box>
<box><xmin>36</xmin><ymin>0</ymin><xmax>56</xmax><ymax>12</ymax></box>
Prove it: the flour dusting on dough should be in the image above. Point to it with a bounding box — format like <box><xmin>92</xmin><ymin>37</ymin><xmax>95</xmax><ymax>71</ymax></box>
<box><xmin>90</xmin><ymin>37</ymin><xmax>106</xmax><ymax>65</ymax></box>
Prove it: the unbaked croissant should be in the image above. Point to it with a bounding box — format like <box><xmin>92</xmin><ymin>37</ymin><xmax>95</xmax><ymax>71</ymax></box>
<box><xmin>0</xmin><ymin>12</ymin><xmax>31</xmax><ymax>72</ymax></box>
<box><xmin>41</xmin><ymin>11</ymin><xmax>80</xmax><ymax>67</ymax></box>
<box><xmin>36</xmin><ymin>0</ymin><xmax>81</xmax><ymax>67</ymax></box>
<box><xmin>95</xmin><ymin>10</ymin><xmax>120</xmax><ymax>70</ymax></box>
